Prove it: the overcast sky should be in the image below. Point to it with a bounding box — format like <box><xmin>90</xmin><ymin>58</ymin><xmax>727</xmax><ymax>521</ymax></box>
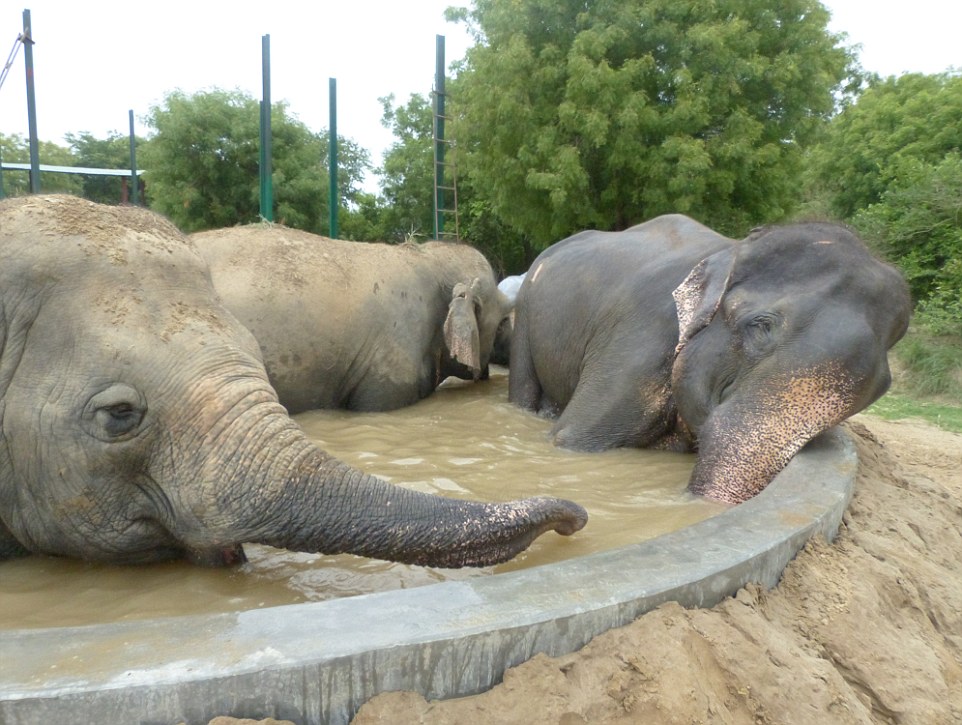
<box><xmin>1</xmin><ymin>0</ymin><xmax>959</xmax><ymax>189</ymax></box>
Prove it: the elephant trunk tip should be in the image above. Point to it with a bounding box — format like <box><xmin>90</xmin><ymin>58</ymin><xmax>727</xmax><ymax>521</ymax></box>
<box><xmin>540</xmin><ymin>496</ymin><xmax>589</xmax><ymax>536</ymax></box>
<box><xmin>419</xmin><ymin>496</ymin><xmax>588</xmax><ymax>570</ymax></box>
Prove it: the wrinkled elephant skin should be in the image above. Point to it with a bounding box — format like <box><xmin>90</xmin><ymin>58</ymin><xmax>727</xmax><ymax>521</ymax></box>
<box><xmin>192</xmin><ymin>225</ymin><xmax>513</xmax><ymax>413</ymax></box>
<box><xmin>0</xmin><ymin>196</ymin><xmax>586</xmax><ymax>566</ymax></box>
<box><xmin>509</xmin><ymin>214</ymin><xmax>910</xmax><ymax>504</ymax></box>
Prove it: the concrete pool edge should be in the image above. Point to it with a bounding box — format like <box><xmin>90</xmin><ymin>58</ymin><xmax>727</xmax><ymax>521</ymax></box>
<box><xmin>0</xmin><ymin>427</ymin><xmax>856</xmax><ymax>725</ymax></box>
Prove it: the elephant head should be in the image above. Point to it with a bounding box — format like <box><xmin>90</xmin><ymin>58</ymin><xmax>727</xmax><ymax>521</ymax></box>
<box><xmin>442</xmin><ymin>275</ymin><xmax>513</xmax><ymax>381</ymax></box>
<box><xmin>670</xmin><ymin>222</ymin><xmax>911</xmax><ymax>504</ymax></box>
<box><xmin>0</xmin><ymin>195</ymin><xmax>586</xmax><ymax>566</ymax></box>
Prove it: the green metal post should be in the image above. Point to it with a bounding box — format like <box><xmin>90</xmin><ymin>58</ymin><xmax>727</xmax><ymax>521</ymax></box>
<box><xmin>259</xmin><ymin>34</ymin><xmax>273</xmax><ymax>221</ymax></box>
<box><xmin>128</xmin><ymin>110</ymin><xmax>139</xmax><ymax>205</ymax></box>
<box><xmin>23</xmin><ymin>9</ymin><xmax>40</xmax><ymax>193</ymax></box>
<box><xmin>433</xmin><ymin>34</ymin><xmax>446</xmax><ymax>239</ymax></box>
<box><xmin>328</xmin><ymin>77</ymin><xmax>338</xmax><ymax>239</ymax></box>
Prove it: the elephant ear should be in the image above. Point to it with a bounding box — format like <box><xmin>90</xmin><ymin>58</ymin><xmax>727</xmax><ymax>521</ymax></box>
<box><xmin>672</xmin><ymin>247</ymin><xmax>736</xmax><ymax>355</ymax></box>
<box><xmin>444</xmin><ymin>278</ymin><xmax>483</xmax><ymax>377</ymax></box>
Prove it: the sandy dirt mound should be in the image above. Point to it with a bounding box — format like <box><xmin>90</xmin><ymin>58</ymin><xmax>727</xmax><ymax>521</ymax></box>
<box><xmin>351</xmin><ymin>415</ymin><xmax>962</xmax><ymax>725</ymax></box>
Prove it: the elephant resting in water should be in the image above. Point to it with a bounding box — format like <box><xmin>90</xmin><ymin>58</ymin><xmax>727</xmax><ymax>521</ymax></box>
<box><xmin>0</xmin><ymin>195</ymin><xmax>586</xmax><ymax>566</ymax></box>
<box><xmin>509</xmin><ymin>214</ymin><xmax>911</xmax><ymax>505</ymax></box>
<box><xmin>192</xmin><ymin>225</ymin><xmax>513</xmax><ymax>414</ymax></box>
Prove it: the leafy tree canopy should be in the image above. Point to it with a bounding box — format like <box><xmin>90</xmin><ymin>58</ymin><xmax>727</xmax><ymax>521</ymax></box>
<box><xmin>65</xmin><ymin>131</ymin><xmax>144</xmax><ymax>205</ymax></box>
<box><xmin>809</xmin><ymin>72</ymin><xmax>962</xmax><ymax>219</ymax></box>
<box><xmin>851</xmin><ymin>152</ymin><xmax>962</xmax><ymax>333</ymax></box>
<box><xmin>373</xmin><ymin>92</ymin><xmax>530</xmax><ymax>274</ymax></box>
<box><xmin>1</xmin><ymin>132</ymin><xmax>82</xmax><ymax>196</ymax></box>
<box><xmin>446</xmin><ymin>0</ymin><xmax>854</xmax><ymax>247</ymax></box>
<box><xmin>141</xmin><ymin>88</ymin><xmax>371</xmax><ymax>235</ymax></box>
<box><xmin>375</xmin><ymin>93</ymin><xmax>437</xmax><ymax>242</ymax></box>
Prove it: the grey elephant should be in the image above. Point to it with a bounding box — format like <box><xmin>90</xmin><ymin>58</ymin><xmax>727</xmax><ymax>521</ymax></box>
<box><xmin>509</xmin><ymin>214</ymin><xmax>911</xmax><ymax>504</ymax></box>
<box><xmin>0</xmin><ymin>195</ymin><xmax>586</xmax><ymax>566</ymax></box>
<box><xmin>192</xmin><ymin>225</ymin><xmax>513</xmax><ymax>413</ymax></box>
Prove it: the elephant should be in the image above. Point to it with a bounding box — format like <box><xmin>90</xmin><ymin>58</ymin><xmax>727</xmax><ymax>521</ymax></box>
<box><xmin>509</xmin><ymin>214</ymin><xmax>911</xmax><ymax>504</ymax></box>
<box><xmin>192</xmin><ymin>225</ymin><xmax>513</xmax><ymax>414</ymax></box>
<box><xmin>490</xmin><ymin>274</ymin><xmax>526</xmax><ymax>367</ymax></box>
<box><xmin>0</xmin><ymin>195</ymin><xmax>586</xmax><ymax>567</ymax></box>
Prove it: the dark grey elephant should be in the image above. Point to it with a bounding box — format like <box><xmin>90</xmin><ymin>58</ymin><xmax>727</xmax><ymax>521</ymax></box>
<box><xmin>0</xmin><ymin>195</ymin><xmax>586</xmax><ymax>566</ymax></box>
<box><xmin>509</xmin><ymin>214</ymin><xmax>911</xmax><ymax>504</ymax></box>
<box><xmin>192</xmin><ymin>225</ymin><xmax>513</xmax><ymax>413</ymax></box>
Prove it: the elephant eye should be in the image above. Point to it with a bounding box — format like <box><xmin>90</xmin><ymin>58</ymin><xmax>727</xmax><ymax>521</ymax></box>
<box><xmin>748</xmin><ymin>315</ymin><xmax>774</xmax><ymax>333</ymax></box>
<box><xmin>96</xmin><ymin>403</ymin><xmax>144</xmax><ymax>437</ymax></box>
<box><xmin>83</xmin><ymin>385</ymin><xmax>148</xmax><ymax>441</ymax></box>
<box><xmin>742</xmin><ymin>313</ymin><xmax>779</xmax><ymax>352</ymax></box>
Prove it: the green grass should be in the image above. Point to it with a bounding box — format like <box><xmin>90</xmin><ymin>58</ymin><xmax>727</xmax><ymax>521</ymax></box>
<box><xmin>866</xmin><ymin>391</ymin><xmax>962</xmax><ymax>433</ymax></box>
<box><xmin>861</xmin><ymin>324</ymin><xmax>962</xmax><ymax>433</ymax></box>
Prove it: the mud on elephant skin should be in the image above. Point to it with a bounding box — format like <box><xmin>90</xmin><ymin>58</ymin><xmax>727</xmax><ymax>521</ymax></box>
<box><xmin>509</xmin><ymin>214</ymin><xmax>911</xmax><ymax>504</ymax></box>
<box><xmin>0</xmin><ymin>195</ymin><xmax>586</xmax><ymax>566</ymax></box>
<box><xmin>192</xmin><ymin>225</ymin><xmax>513</xmax><ymax>414</ymax></box>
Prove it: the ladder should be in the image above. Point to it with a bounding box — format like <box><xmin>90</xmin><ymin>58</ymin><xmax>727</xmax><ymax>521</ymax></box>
<box><xmin>432</xmin><ymin>87</ymin><xmax>460</xmax><ymax>241</ymax></box>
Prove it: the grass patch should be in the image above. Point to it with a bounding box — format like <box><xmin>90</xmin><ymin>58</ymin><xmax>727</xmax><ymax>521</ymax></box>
<box><xmin>863</xmin><ymin>324</ymin><xmax>962</xmax><ymax>432</ymax></box>
<box><xmin>866</xmin><ymin>391</ymin><xmax>962</xmax><ymax>433</ymax></box>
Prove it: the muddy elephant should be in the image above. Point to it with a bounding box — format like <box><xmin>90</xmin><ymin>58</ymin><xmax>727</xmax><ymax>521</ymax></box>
<box><xmin>0</xmin><ymin>195</ymin><xmax>586</xmax><ymax>566</ymax></box>
<box><xmin>509</xmin><ymin>214</ymin><xmax>911</xmax><ymax>504</ymax></box>
<box><xmin>192</xmin><ymin>225</ymin><xmax>513</xmax><ymax>413</ymax></box>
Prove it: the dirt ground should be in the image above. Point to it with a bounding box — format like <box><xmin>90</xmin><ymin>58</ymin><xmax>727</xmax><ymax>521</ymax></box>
<box><xmin>212</xmin><ymin>414</ymin><xmax>962</xmax><ymax>725</ymax></box>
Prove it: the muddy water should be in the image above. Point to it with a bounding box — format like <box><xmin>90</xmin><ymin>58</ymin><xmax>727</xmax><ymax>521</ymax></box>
<box><xmin>0</xmin><ymin>370</ymin><xmax>723</xmax><ymax>630</ymax></box>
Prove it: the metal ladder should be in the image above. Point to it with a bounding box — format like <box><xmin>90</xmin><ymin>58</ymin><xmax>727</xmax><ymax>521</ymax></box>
<box><xmin>432</xmin><ymin>85</ymin><xmax>460</xmax><ymax>242</ymax></box>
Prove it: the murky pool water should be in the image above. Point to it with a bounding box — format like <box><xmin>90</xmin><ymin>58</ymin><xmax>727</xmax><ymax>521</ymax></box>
<box><xmin>0</xmin><ymin>370</ymin><xmax>723</xmax><ymax>629</ymax></box>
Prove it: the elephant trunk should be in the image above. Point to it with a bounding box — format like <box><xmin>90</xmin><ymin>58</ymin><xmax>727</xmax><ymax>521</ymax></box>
<box><xmin>686</xmin><ymin>364</ymin><xmax>859</xmax><ymax>504</ymax></box>
<box><xmin>191</xmin><ymin>404</ymin><xmax>587</xmax><ymax>567</ymax></box>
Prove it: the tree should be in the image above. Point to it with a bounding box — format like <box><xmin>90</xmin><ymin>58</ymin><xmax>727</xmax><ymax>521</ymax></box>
<box><xmin>851</xmin><ymin>153</ymin><xmax>962</xmax><ymax>334</ymax></box>
<box><xmin>0</xmin><ymin>132</ymin><xmax>81</xmax><ymax>196</ymax></box>
<box><xmin>808</xmin><ymin>72</ymin><xmax>962</xmax><ymax>220</ymax></box>
<box><xmin>65</xmin><ymin>131</ymin><xmax>144</xmax><ymax>205</ymax></box>
<box><xmin>141</xmin><ymin>89</ymin><xmax>371</xmax><ymax>235</ymax></box>
<box><xmin>376</xmin><ymin>93</ymin><xmax>437</xmax><ymax>243</ymax></box>
<box><xmin>446</xmin><ymin>0</ymin><xmax>854</xmax><ymax>248</ymax></box>
<box><xmin>374</xmin><ymin>93</ymin><xmax>529</xmax><ymax>274</ymax></box>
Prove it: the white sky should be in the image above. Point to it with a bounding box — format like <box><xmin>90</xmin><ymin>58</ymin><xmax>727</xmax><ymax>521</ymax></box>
<box><xmin>1</xmin><ymin>0</ymin><xmax>959</xmax><ymax>190</ymax></box>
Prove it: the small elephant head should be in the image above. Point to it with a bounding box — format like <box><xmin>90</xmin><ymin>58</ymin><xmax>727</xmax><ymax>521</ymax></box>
<box><xmin>670</xmin><ymin>222</ymin><xmax>911</xmax><ymax>504</ymax></box>
<box><xmin>444</xmin><ymin>277</ymin><xmax>513</xmax><ymax>380</ymax></box>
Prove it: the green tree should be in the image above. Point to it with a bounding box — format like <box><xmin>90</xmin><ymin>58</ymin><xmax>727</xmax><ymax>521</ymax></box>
<box><xmin>65</xmin><ymin>131</ymin><xmax>144</xmax><ymax>205</ymax></box>
<box><xmin>0</xmin><ymin>132</ymin><xmax>81</xmax><ymax>196</ymax></box>
<box><xmin>373</xmin><ymin>93</ymin><xmax>529</xmax><ymax>274</ymax></box>
<box><xmin>851</xmin><ymin>153</ymin><xmax>962</xmax><ymax>334</ymax></box>
<box><xmin>810</xmin><ymin>72</ymin><xmax>962</xmax><ymax>220</ymax></box>
<box><xmin>376</xmin><ymin>93</ymin><xmax>437</xmax><ymax>242</ymax></box>
<box><xmin>141</xmin><ymin>88</ymin><xmax>371</xmax><ymax>234</ymax></box>
<box><xmin>447</xmin><ymin>0</ymin><xmax>854</xmax><ymax>248</ymax></box>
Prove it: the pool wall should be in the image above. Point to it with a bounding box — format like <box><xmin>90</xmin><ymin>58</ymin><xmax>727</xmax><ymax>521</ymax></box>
<box><xmin>0</xmin><ymin>427</ymin><xmax>856</xmax><ymax>725</ymax></box>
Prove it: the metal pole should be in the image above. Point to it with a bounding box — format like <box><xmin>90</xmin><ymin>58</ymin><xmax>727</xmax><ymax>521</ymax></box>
<box><xmin>259</xmin><ymin>34</ymin><xmax>273</xmax><ymax>221</ymax></box>
<box><xmin>433</xmin><ymin>34</ymin><xmax>445</xmax><ymax>239</ymax></box>
<box><xmin>128</xmin><ymin>110</ymin><xmax>139</xmax><ymax>205</ymax></box>
<box><xmin>23</xmin><ymin>9</ymin><xmax>40</xmax><ymax>193</ymax></box>
<box><xmin>328</xmin><ymin>77</ymin><xmax>338</xmax><ymax>239</ymax></box>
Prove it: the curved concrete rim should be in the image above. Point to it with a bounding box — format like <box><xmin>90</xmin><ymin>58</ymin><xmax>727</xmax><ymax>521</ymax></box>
<box><xmin>0</xmin><ymin>427</ymin><xmax>856</xmax><ymax>725</ymax></box>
